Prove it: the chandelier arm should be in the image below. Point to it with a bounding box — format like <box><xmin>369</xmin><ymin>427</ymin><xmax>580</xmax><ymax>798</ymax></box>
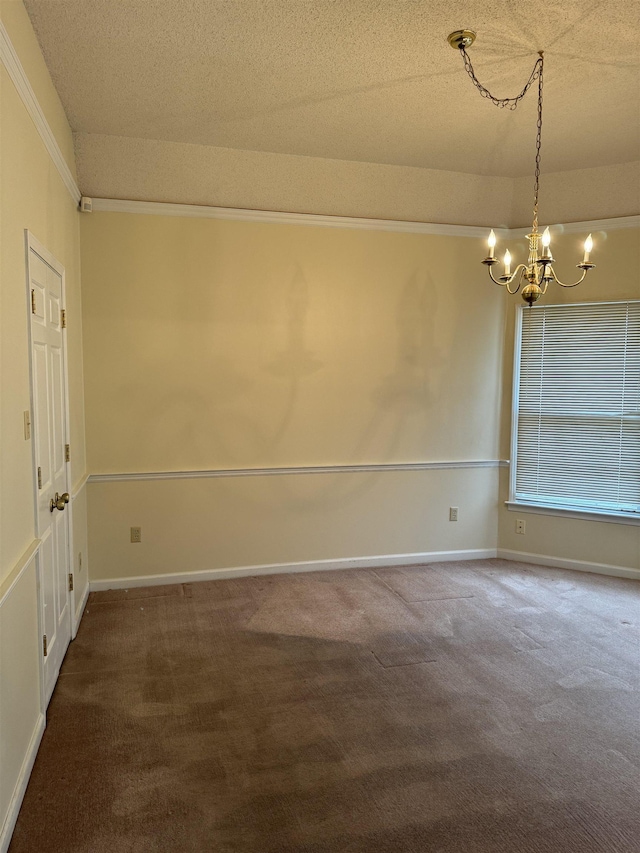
<box><xmin>547</xmin><ymin>267</ymin><xmax>589</xmax><ymax>288</ymax></box>
<box><xmin>487</xmin><ymin>264</ymin><xmax>527</xmax><ymax>289</ymax></box>
<box><xmin>505</xmin><ymin>271</ymin><xmax>526</xmax><ymax>295</ymax></box>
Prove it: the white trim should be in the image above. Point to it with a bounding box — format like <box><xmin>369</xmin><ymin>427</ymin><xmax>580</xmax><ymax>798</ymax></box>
<box><xmin>497</xmin><ymin>549</ymin><xmax>640</xmax><ymax>581</ymax></box>
<box><xmin>73</xmin><ymin>580</ymin><xmax>90</xmax><ymax>635</ymax></box>
<box><xmin>23</xmin><ymin>231</ymin><xmax>65</xmax><ymax>276</ymax></box>
<box><xmin>89</xmin><ymin>198</ymin><xmax>498</xmax><ymax>237</ymax></box>
<box><xmin>0</xmin><ymin>540</ymin><xmax>40</xmax><ymax>609</ymax></box>
<box><xmin>505</xmin><ymin>500</ymin><xmax>640</xmax><ymax>526</ymax></box>
<box><xmin>0</xmin><ymin>713</ymin><xmax>46</xmax><ymax>853</ymax></box>
<box><xmin>89</xmin><ymin>200</ymin><xmax>640</xmax><ymax>236</ymax></box>
<box><xmin>89</xmin><ymin>549</ymin><xmax>498</xmax><ymax>591</ymax></box>
<box><xmin>88</xmin><ymin>460</ymin><xmax>508</xmax><ymax>484</ymax></box>
<box><xmin>509</xmin><ymin>306</ymin><xmax>523</xmax><ymax>502</ymax></box>
<box><xmin>0</xmin><ymin>23</ymin><xmax>80</xmax><ymax>205</ymax></box>
<box><xmin>508</xmin><ymin>215</ymin><xmax>640</xmax><ymax>237</ymax></box>
<box><xmin>71</xmin><ymin>472</ymin><xmax>90</xmax><ymax>500</ymax></box>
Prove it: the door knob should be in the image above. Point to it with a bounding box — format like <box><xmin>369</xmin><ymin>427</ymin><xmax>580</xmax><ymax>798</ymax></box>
<box><xmin>50</xmin><ymin>492</ymin><xmax>69</xmax><ymax>512</ymax></box>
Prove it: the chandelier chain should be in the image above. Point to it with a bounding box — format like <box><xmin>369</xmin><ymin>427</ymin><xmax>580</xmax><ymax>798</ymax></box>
<box><xmin>459</xmin><ymin>46</ymin><xmax>544</xmax><ymax>231</ymax></box>
<box><xmin>532</xmin><ymin>55</ymin><xmax>544</xmax><ymax>233</ymax></box>
<box><xmin>459</xmin><ymin>46</ymin><xmax>543</xmax><ymax>110</ymax></box>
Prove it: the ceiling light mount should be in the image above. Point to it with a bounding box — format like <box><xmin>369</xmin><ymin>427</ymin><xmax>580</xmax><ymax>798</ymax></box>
<box><xmin>447</xmin><ymin>30</ymin><xmax>476</xmax><ymax>50</ymax></box>
<box><xmin>449</xmin><ymin>31</ymin><xmax>595</xmax><ymax>304</ymax></box>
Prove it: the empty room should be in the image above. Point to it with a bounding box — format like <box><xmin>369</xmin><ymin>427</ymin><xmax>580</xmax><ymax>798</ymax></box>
<box><xmin>1</xmin><ymin>1</ymin><xmax>639</xmax><ymax>851</ymax></box>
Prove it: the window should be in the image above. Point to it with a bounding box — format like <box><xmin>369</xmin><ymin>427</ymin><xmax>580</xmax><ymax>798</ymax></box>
<box><xmin>510</xmin><ymin>300</ymin><xmax>640</xmax><ymax>520</ymax></box>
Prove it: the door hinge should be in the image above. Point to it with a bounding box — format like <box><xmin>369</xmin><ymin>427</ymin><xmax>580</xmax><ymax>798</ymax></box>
<box><xmin>68</xmin><ymin>573</ymin><xmax>74</xmax><ymax>592</ymax></box>
<box><xmin>37</xmin><ymin>466</ymin><xmax>42</xmax><ymax>489</ymax></box>
<box><xmin>43</xmin><ymin>634</ymin><xmax>48</xmax><ymax>657</ymax></box>
<box><xmin>61</xmin><ymin>309</ymin><xmax>67</xmax><ymax>328</ymax></box>
<box><xmin>65</xmin><ymin>444</ymin><xmax>70</xmax><ymax>462</ymax></box>
<box><xmin>31</xmin><ymin>289</ymin><xmax>37</xmax><ymax>314</ymax></box>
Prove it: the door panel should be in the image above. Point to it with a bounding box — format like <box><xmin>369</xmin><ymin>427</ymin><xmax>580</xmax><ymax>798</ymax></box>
<box><xmin>33</xmin><ymin>342</ymin><xmax>51</xmax><ymax>493</ymax></box>
<box><xmin>50</xmin><ymin>346</ymin><xmax>65</xmax><ymax>477</ymax></box>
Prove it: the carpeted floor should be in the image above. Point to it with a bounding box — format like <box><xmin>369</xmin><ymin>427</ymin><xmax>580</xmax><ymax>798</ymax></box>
<box><xmin>9</xmin><ymin>559</ymin><xmax>640</xmax><ymax>853</ymax></box>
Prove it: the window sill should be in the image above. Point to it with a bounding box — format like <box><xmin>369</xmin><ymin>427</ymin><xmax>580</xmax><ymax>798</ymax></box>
<box><xmin>505</xmin><ymin>501</ymin><xmax>640</xmax><ymax>526</ymax></box>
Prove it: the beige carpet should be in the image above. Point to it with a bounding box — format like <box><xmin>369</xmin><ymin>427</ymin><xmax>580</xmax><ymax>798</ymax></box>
<box><xmin>9</xmin><ymin>559</ymin><xmax>640</xmax><ymax>852</ymax></box>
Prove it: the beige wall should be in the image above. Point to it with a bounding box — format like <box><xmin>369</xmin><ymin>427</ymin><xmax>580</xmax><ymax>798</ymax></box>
<box><xmin>81</xmin><ymin>213</ymin><xmax>506</xmax><ymax>581</ymax></box>
<box><xmin>497</xmin><ymin>226</ymin><xmax>640</xmax><ymax>572</ymax></box>
<box><xmin>88</xmin><ymin>468</ymin><xmax>499</xmax><ymax>583</ymax></box>
<box><xmin>0</xmin><ymin>3</ymin><xmax>88</xmax><ymax>845</ymax></box>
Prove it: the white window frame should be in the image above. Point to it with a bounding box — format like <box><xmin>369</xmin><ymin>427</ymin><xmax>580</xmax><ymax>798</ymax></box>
<box><xmin>507</xmin><ymin>299</ymin><xmax>640</xmax><ymax>526</ymax></box>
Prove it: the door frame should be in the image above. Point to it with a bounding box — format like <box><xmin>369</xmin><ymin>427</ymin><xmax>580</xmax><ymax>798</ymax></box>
<box><xmin>24</xmin><ymin>230</ymin><xmax>75</xmax><ymax>712</ymax></box>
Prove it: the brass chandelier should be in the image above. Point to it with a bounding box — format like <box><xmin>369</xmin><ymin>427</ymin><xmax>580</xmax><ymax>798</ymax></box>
<box><xmin>448</xmin><ymin>30</ymin><xmax>595</xmax><ymax>305</ymax></box>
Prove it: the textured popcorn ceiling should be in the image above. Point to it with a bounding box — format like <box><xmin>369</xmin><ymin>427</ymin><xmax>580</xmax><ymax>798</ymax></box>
<box><xmin>23</xmin><ymin>0</ymin><xmax>640</xmax><ymax>178</ymax></box>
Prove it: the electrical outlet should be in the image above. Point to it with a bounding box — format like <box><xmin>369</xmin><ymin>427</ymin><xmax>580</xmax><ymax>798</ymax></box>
<box><xmin>130</xmin><ymin>526</ymin><xmax>142</xmax><ymax>543</ymax></box>
<box><xmin>515</xmin><ymin>519</ymin><xmax>526</xmax><ymax>535</ymax></box>
<box><xmin>449</xmin><ymin>506</ymin><xmax>458</xmax><ymax>522</ymax></box>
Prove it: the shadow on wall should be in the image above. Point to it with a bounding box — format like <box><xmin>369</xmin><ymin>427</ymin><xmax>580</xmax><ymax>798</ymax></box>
<box><xmin>257</xmin><ymin>267</ymin><xmax>438</xmax><ymax>508</ymax></box>
<box><xmin>115</xmin><ymin>263</ymin><xmax>437</xmax><ymax>482</ymax></box>
<box><xmin>267</xmin><ymin>263</ymin><xmax>324</xmax><ymax>447</ymax></box>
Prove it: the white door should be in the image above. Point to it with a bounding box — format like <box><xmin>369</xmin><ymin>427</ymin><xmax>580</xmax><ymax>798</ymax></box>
<box><xmin>28</xmin><ymin>237</ymin><xmax>72</xmax><ymax>706</ymax></box>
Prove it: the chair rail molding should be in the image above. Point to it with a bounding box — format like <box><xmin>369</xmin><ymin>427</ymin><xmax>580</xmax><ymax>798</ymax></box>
<box><xmin>88</xmin><ymin>459</ymin><xmax>509</xmax><ymax>483</ymax></box>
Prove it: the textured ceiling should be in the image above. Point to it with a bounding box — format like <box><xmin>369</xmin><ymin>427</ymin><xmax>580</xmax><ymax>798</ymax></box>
<box><xmin>23</xmin><ymin>0</ymin><xmax>640</xmax><ymax>178</ymax></box>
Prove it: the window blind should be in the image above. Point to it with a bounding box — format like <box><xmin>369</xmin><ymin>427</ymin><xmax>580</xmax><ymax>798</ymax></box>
<box><xmin>514</xmin><ymin>300</ymin><xmax>640</xmax><ymax>515</ymax></box>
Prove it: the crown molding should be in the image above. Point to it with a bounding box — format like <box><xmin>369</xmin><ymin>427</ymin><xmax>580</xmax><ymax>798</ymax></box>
<box><xmin>0</xmin><ymin>21</ymin><xmax>81</xmax><ymax>205</ymax></box>
<box><xmin>89</xmin><ymin>198</ymin><xmax>640</xmax><ymax>236</ymax></box>
<box><xmin>508</xmin><ymin>215</ymin><xmax>640</xmax><ymax>238</ymax></box>
<box><xmin>89</xmin><ymin>198</ymin><xmax>499</xmax><ymax>237</ymax></box>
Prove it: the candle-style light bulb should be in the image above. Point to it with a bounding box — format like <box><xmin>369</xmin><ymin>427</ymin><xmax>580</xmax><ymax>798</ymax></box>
<box><xmin>504</xmin><ymin>249</ymin><xmax>512</xmax><ymax>276</ymax></box>
<box><xmin>541</xmin><ymin>226</ymin><xmax>551</xmax><ymax>260</ymax></box>
<box><xmin>583</xmin><ymin>233</ymin><xmax>593</xmax><ymax>263</ymax></box>
<box><xmin>488</xmin><ymin>229</ymin><xmax>496</xmax><ymax>259</ymax></box>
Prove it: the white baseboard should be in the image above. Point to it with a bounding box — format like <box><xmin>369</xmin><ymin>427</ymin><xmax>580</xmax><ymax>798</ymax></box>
<box><xmin>0</xmin><ymin>712</ymin><xmax>45</xmax><ymax>853</ymax></box>
<box><xmin>89</xmin><ymin>547</ymin><xmax>638</xmax><ymax>593</ymax></box>
<box><xmin>72</xmin><ymin>580</ymin><xmax>90</xmax><ymax>638</ymax></box>
<box><xmin>497</xmin><ymin>549</ymin><xmax>640</xmax><ymax>581</ymax></box>
<box><xmin>89</xmin><ymin>549</ymin><xmax>498</xmax><ymax>591</ymax></box>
